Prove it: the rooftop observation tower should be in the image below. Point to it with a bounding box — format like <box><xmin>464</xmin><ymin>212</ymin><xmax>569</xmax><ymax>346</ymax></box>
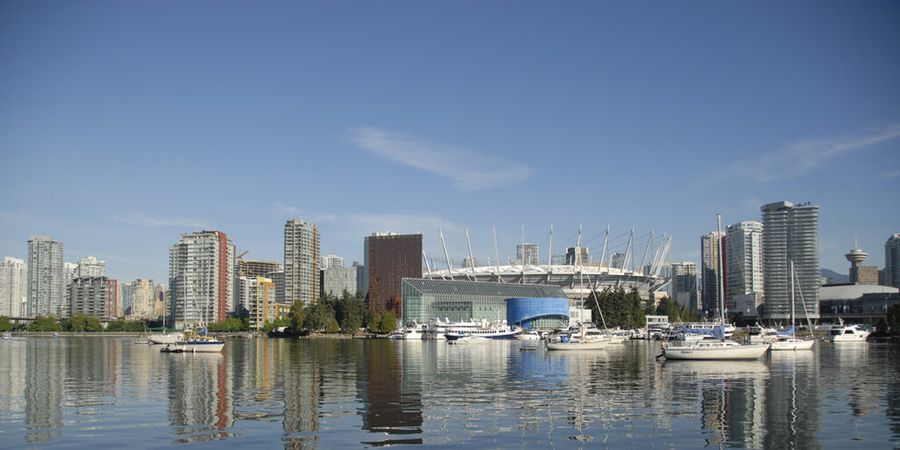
<box><xmin>845</xmin><ymin>238</ymin><xmax>869</xmax><ymax>284</ymax></box>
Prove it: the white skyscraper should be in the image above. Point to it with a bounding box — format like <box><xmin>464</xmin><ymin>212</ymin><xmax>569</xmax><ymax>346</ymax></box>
<box><xmin>169</xmin><ymin>231</ymin><xmax>235</xmax><ymax>330</ymax></box>
<box><xmin>0</xmin><ymin>257</ymin><xmax>27</xmax><ymax>317</ymax></box>
<box><xmin>27</xmin><ymin>235</ymin><xmax>65</xmax><ymax>318</ymax></box>
<box><xmin>284</xmin><ymin>218</ymin><xmax>320</xmax><ymax>306</ymax></box>
<box><xmin>725</xmin><ymin>221</ymin><xmax>764</xmax><ymax>307</ymax></box>
<box><xmin>761</xmin><ymin>201</ymin><xmax>819</xmax><ymax>320</ymax></box>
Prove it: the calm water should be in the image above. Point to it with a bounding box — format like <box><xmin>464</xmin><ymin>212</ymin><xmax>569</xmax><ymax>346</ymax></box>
<box><xmin>1</xmin><ymin>337</ymin><xmax>898</xmax><ymax>449</ymax></box>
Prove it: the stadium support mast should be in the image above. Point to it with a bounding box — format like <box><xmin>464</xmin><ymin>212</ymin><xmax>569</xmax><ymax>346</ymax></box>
<box><xmin>439</xmin><ymin>228</ymin><xmax>453</xmax><ymax>277</ymax></box>
<box><xmin>492</xmin><ymin>226</ymin><xmax>500</xmax><ymax>279</ymax></box>
<box><xmin>548</xmin><ymin>224</ymin><xmax>553</xmax><ymax>266</ymax></box>
<box><xmin>465</xmin><ymin>227</ymin><xmax>475</xmax><ymax>278</ymax></box>
<box><xmin>639</xmin><ymin>229</ymin><xmax>654</xmax><ymax>274</ymax></box>
<box><xmin>600</xmin><ymin>225</ymin><xmax>610</xmax><ymax>269</ymax></box>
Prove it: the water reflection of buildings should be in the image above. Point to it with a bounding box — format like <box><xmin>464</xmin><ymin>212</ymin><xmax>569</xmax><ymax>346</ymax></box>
<box><xmin>25</xmin><ymin>339</ymin><xmax>65</xmax><ymax>443</ymax></box>
<box><xmin>362</xmin><ymin>341</ymin><xmax>423</xmax><ymax>446</ymax></box>
<box><xmin>765</xmin><ymin>352</ymin><xmax>820</xmax><ymax>449</ymax></box>
<box><xmin>167</xmin><ymin>353</ymin><xmax>233</xmax><ymax>442</ymax></box>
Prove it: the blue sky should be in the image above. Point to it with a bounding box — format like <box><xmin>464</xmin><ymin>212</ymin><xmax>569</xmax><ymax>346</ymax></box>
<box><xmin>1</xmin><ymin>1</ymin><xmax>898</xmax><ymax>282</ymax></box>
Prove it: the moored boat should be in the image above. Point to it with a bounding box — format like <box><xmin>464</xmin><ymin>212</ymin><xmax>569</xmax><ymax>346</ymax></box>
<box><xmin>662</xmin><ymin>338</ymin><xmax>770</xmax><ymax>360</ymax></box>
<box><xmin>148</xmin><ymin>332</ymin><xmax>184</xmax><ymax>345</ymax></box>
<box><xmin>160</xmin><ymin>328</ymin><xmax>224</xmax><ymax>353</ymax></box>
<box><xmin>828</xmin><ymin>318</ymin><xmax>871</xmax><ymax>343</ymax></box>
<box><xmin>546</xmin><ymin>324</ymin><xmax>611</xmax><ymax>351</ymax></box>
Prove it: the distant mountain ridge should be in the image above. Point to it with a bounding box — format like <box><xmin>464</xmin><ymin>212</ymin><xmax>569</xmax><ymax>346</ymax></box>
<box><xmin>821</xmin><ymin>268</ymin><xmax>849</xmax><ymax>284</ymax></box>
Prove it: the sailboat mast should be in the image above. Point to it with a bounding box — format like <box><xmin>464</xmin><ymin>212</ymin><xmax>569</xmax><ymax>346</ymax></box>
<box><xmin>790</xmin><ymin>260</ymin><xmax>796</xmax><ymax>327</ymax></box>
<box><xmin>716</xmin><ymin>213</ymin><xmax>725</xmax><ymax>325</ymax></box>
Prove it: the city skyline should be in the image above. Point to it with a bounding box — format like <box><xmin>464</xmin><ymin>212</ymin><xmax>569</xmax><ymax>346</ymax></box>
<box><xmin>1</xmin><ymin>1</ymin><xmax>899</xmax><ymax>282</ymax></box>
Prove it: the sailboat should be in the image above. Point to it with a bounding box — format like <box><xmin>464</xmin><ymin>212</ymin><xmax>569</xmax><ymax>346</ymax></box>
<box><xmin>770</xmin><ymin>261</ymin><xmax>815</xmax><ymax>351</ymax></box>
<box><xmin>661</xmin><ymin>214</ymin><xmax>770</xmax><ymax>360</ymax></box>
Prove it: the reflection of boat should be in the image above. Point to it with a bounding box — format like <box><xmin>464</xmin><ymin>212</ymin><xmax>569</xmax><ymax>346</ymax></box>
<box><xmin>1</xmin><ymin>331</ymin><xmax>11</xmax><ymax>340</ymax></box>
<box><xmin>662</xmin><ymin>359</ymin><xmax>769</xmax><ymax>376</ymax></box>
<box><xmin>148</xmin><ymin>332</ymin><xmax>184</xmax><ymax>345</ymax></box>
<box><xmin>828</xmin><ymin>318</ymin><xmax>871</xmax><ymax>343</ymax></box>
<box><xmin>447</xmin><ymin>335</ymin><xmax>489</xmax><ymax>345</ymax></box>
<box><xmin>546</xmin><ymin>324</ymin><xmax>610</xmax><ymax>351</ymax></box>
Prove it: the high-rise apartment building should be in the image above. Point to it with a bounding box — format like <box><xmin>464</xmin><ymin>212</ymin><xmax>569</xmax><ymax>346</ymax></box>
<box><xmin>700</xmin><ymin>231</ymin><xmax>725</xmax><ymax>318</ymax></box>
<box><xmin>0</xmin><ymin>257</ymin><xmax>27</xmax><ymax>317</ymax></box>
<box><xmin>169</xmin><ymin>230</ymin><xmax>235</xmax><ymax>330</ymax></box>
<box><xmin>284</xmin><ymin>218</ymin><xmax>320</xmax><ymax>306</ymax></box>
<box><xmin>364</xmin><ymin>233</ymin><xmax>422</xmax><ymax>317</ymax></box>
<box><xmin>670</xmin><ymin>262</ymin><xmax>699</xmax><ymax>311</ymax></box>
<box><xmin>76</xmin><ymin>256</ymin><xmax>106</xmax><ymax>278</ymax></box>
<box><xmin>761</xmin><ymin>201</ymin><xmax>820</xmax><ymax>320</ymax></box>
<box><xmin>322</xmin><ymin>254</ymin><xmax>344</xmax><ymax>270</ymax></box>
<box><xmin>516</xmin><ymin>243</ymin><xmax>539</xmax><ymax>266</ymax></box>
<box><xmin>27</xmin><ymin>235</ymin><xmax>65</xmax><ymax>318</ymax></box>
<box><xmin>68</xmin><ymin>277</ymin><xmax>119</xmax><ymax>320</ymax></box>
<box><xmin>124</xmin><ymin>279</ymin><xmax>156</xmax><ymax>320</ymax></box>
<box><xmin>886</xmin><ymin>234</ymin><xmax>900</xmax><ymax>288</ymax></box>
<box><xmin>354</xmin><ymin>262</ymin><xmax>366</xmax><ymax>298</ymax></box>
<box><xmin>238</xmin><ymin>276</ymin><xmax>275</xmax><ymax>330</ymax></box>
<box><xmin>321</xmin><ymin>265</ymin><xmax>358</xmax><ymax>298</ymax></box>
<box><xmin>725</xmin><ymin>221</ymin><xmax>764</xmax><ymax>310</ymax></box>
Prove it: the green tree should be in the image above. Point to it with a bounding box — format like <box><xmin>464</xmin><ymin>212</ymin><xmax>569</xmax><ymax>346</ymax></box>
<box><xmin>588</xmin><ymin>288</ymin><xmax>646</xmax><ymax>329</ymax></box>
<box><xmin>380</xmin><ymin>310</ymin><xmax>397</xmax><ymax>333</ymax></box>
<box><xmin>0</xmin><ymin>316</ymin><xmax>12</xmax><ymax>332</ymax></box>
<box><xmin>29</xmin><ymin>315</ymin><xmax>60</xmax><ymax>332</ymax></box>
<box><xmin>304</xmin><ymin>302</ymin><xmax>336</xmax><ymax>332</ymax></box>
<box><xmin>289</xmin><ymin>301</ymin><xmax>306</xmax><ymax>333</ymax></box>
<box><xmin>207</xmin><ymin>317</ymin><xmax>247</xmax><ymax>332</ymax></box>
<box><xmin>337</xmin><ymin>290</ymin><xmax>365</xmax><ymax>333</ymax></box>
<box><xmin>367</xmin><ymin>311</ymin><xmax>382</xmax><ymax>333</ymax></box>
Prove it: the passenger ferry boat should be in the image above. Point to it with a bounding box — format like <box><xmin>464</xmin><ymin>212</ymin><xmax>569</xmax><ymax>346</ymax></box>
<box><xmin>435</xmin><ymin>319</ymin><xmax>519</xmax><ymax>340</ymax></box>
<box><xmin>828</xmin><ymin>318</ymin><xmax>871</xmax><ymax>343</ymax></box>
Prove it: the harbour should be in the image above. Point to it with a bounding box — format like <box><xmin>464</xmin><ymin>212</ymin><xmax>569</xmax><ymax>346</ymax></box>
<box><xmin>1</xmin><ymin>335</ymin><xmax>899</xmax><ymax>448</ymax></box>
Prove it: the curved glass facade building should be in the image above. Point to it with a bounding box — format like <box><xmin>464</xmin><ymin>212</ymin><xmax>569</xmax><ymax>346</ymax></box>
<box><xmin>506</xmin><ymin>297</ymin><xmax>569</xmax><ymax>329</ymax></box>
<box><xmin>401</xmin><ymin>278</ymin><xmax>568</xmax><ymax>328</ymax></box>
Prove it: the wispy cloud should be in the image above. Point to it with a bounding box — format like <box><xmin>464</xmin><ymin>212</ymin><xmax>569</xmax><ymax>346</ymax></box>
<box><xmin>881</xmin><ymin>169</ymin><xmax>900</xmax><ymax>179</ymax></box>
<box><xmin>696</xmin><ymin>125</ymin><xmax>900</xmax><ymax>188</ymax></box>
<box><xmin>273</xmin><ymin>203</ymin><xmax>337</xmax><ymax>223</ymax></box>
<box><xmin>0</xmin><ymin>209</ymin><xmax>30</xmax><ymax>221</ymax></box>
<box><xmin>351</xmin><ymin>127</ymin><xmax>533</xmax><ymax>192</ymax></box>
<box><xmin>346</xmin><ymin>213</ymin><xmax>462</xmax><ymax>235</ymax></box>
<box><xmin>110</xmin><ymin>212</ymin><xmax>208</xmax><ymax>229</ymax></box>
<box><xmin>67</xmin><ymin>249</ymin><xmax>166</xmax><ymax>268</ymax></box>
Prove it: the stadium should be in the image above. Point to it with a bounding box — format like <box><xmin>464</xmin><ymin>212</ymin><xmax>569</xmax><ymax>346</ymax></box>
<box><xmin>421</xmin><ymin>226</ymin><xmax>673</xmax><ymax>302</ymax></box>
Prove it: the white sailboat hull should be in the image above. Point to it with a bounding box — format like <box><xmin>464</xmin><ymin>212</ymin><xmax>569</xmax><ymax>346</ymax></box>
<box><xmin>770</xmin><ymin>339</ymin><xmax>815</xmax><ymax>351</ymax></box>
<box><xmin>664</xmin><ymin>343</ymin><xmax>770</xmax><ymax>360</ymax></box>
